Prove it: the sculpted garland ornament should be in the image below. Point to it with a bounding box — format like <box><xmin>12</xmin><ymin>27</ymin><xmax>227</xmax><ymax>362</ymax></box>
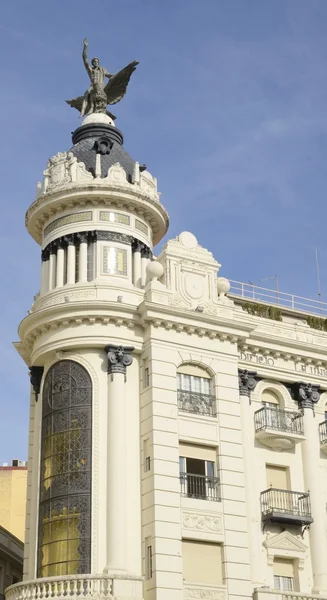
<box><xmin>66</xmin><ymin>38</ymin><xmax>138</xmax><ymax>119</ymax></box>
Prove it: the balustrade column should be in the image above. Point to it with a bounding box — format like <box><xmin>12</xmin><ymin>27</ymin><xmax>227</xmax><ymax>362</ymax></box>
<box><xmin>77</xmin><ymin>233</ymin><xmax>88</xmax><ymax>283</ymax></box>
<box><xmin>238</xmin><ymin>370</ymin><xmax>261</xmax><ymax>586</ymax></box>
<box><xmin>48</xmin><ymin>245</ymin><xmax>57</xmax><ymax>291</ymax></box>
<box><xmin>132</xmin><ymin>240</ymin><xmax>142</xmax><ymax>287</ymax></box>
<box><xmin>55</xmin><ymin>241</ymin><xmax>65</xmax><ymax>288</ymax></box>
<box><xmin>294</xmin><ymin>382</ymin><xmax>327</xmax><ymax>594</ymax></box>
<box><xmin>104</xmin><ymin>344</ymin><xmax>134</xmax><ymax>575</ymax></box>
<box><xmin>66</xmin><ymin>237</ymin><xmax>76</xmax><ymax>284</ymax></box>
<box><xmin>141</xmin><ymin>246</ymin><xmax>152</xmax><ymax>287</ymax></box>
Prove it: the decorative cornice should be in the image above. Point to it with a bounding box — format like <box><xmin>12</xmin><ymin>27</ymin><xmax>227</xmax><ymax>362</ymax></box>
<box><xmin>29</xmin><ymin>366</ymin><xmax>44</xmax><ymax>400</ymax></box>
<box><xmin>238</xmin><ymin>369</ymin><xmax>257</xmax><ymax>397</ymax></box>
<box><xmin>105</xmin><ymin>344</ymin><xmax>134</xmax><ymax>381</ymax></box>
<box><xmin>291</xmin><ymin>381</ymin><xmax>321</xmax><ymax>410</ymax></box>
<box><xmin>41</xmin><ymin>231</ymin><xmax>152</xmax><ymax>261</ymax></box>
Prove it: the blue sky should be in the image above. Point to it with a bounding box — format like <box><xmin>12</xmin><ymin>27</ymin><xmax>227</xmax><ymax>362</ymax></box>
<box><xmin>1</xmin><ymin>0</ymin><xmax>327</xmax><ymax>459</ymax></box>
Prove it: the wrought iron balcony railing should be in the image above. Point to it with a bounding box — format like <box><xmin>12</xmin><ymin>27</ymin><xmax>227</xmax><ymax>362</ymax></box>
<box><xmin>255</xmin><ymin>406</ymin><xmax>304</xmax><ymax>435</ymax></box>
<box><xmin>177</xmin><ymin>389</ymin><xmax>216</xmax><ymax>417</ymax></box>
<box><xmin>319</xmin><ymin>420</ymin><xmax>327</xmax><ymax>445</ymax></box>
<box><xmin>261</xmin><ymin>488</ymin><xmax>313</xmax><ymax>526</ymax></box>
<box><xmin>180</xmin><ymin>472</ymin><xmax>220</xmax><ymax>501</ymax></box>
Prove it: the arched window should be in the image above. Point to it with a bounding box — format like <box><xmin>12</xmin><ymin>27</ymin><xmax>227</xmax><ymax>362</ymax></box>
<box><xmin>262</xmin><ymin>389</ymin><xmax>280</xmax><ymax>408</ymax></box>
<box><xmin>177</xmin><ymin>365</ymin><xmax>215</xmax><ymax>416</ymax></box>
<box><xmin>38</xmin><ymin>360</ymin><xmax>92</xmax><ymax>577</ymax></box>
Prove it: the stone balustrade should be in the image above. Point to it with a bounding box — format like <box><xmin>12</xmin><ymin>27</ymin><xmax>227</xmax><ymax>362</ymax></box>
<box><xmin>5</xmin><ymin>575</ymin><xmax>113</xmax><ymax>600</ymax></box>
<box><xmin>253</xmin><ymin>588</ymin><xmax>327</xmax><ymax>600</ymax></box>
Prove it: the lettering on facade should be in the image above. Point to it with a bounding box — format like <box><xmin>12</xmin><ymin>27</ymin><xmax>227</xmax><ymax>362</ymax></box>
<box><xmin>239</xmin><ymin>351</ymin><xmax>327</xmax><ymax>379</ymax></box>
<box><xmin>239</xmin><ymin>351</ymin><xmax>275</xmax><ymax>367</ymax></box>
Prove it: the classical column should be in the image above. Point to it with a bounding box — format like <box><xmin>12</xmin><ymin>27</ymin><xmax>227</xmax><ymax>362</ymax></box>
<box><xmin>293</xmin><ymin>382</ymin><xmax>327</xmax><ymax>593</ymax></box>
<box><xmin>41</xmin><ymin>249</ymin><xmax>50</xmax><ymax>295</ymax></box>
<box><xmin>132</xmin><ymin>240</ymin><xmax>143</xmax><ymax>288</ymax></box>
<box><xmin>55</xmin><ymin>240</ymin><xmax>65</xmax><ymax>288</ymax></box>
<box><xmin>141</xmin><ymin>246</ymin><xmax>152</xmax><ymax>287</ymax></box>
<box><xmin>238</xmin><ymin>370</ymin><xmax>261</xmax><ymax>585</ymax></box>
<box><xmin>77</xmin><ymin>232</ymin><xmax>88</xmax><ymax>283</ymax></box>
<box><xmin>48</xmin><ymin>243</ymin><xmax>57</xmax><ymax>291</ymax></box>
<box><xmin>104</xmin><ymin>344</ymin><xmax>134</xmax><ymax>575</ymax></box>
<box><xmin>65</xmin><ymin>236</ymin><xmax>76</xmax><ymax>285</ymax></box>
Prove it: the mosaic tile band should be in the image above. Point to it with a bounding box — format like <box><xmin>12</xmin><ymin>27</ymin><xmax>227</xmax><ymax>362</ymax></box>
<box><xmin>99</xmin><ymin>211</ymin><xmax>130</xmax><ymax>225</ymax></box>
<box><xmin>44</xmin><ymin>211</ymin><xmax>93</xmax><ymax>237</ymax></box>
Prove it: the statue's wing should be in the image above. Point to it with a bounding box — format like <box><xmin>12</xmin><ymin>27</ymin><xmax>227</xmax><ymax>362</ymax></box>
<box><xmin>104</xmin><ymin>61</ymin><xmax>139</xmax><ymax>105</ymax></box>
<box><xmin>66</xmin><ymin>96</ymin><xmax>84</xmax><ymax>112</ymax></box>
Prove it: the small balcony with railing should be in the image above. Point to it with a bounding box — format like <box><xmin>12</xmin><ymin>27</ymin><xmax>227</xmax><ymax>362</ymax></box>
<box><xmin>180</xmin><ymin>472</ymin><xmax>220</xmax><ymax>502</ymax></box>
<box><xmin>319</xmin><ymin>420</ymin><xmax>327</xmax><ymax>454</ymax></box>
<box><xmin>177</xmin><ymin>389</ymin><xmax>216</xmax><ymax>417</ymax></box>
<box><xmin>254</xmin><ymin>406</ymin><xmax>305</xmax><ymax>450</ymax></box>
<box><xmin>261</xmin><ymin>488</ymin><xmax>313</xmax><ymax>526</ymax></box>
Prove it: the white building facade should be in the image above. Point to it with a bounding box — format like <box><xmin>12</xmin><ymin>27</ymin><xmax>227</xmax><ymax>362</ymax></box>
<box><xmin>6</xmin><ymin>111</ymin><xmax>327</xmax><ymax>600</ymax></box>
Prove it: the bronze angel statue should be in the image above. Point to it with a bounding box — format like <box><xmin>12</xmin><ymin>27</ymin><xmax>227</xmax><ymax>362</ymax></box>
<box><xmin>66</xmin><ymin>38</ymin><xmax>138</xmax><ymax>119</ymax></box>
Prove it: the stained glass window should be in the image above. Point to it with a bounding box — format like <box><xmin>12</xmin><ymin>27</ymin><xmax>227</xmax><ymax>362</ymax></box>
<box><xmin>38</xmin><ymin>360</ymin><xmax>92</xmax><ymax>577</ymax></box>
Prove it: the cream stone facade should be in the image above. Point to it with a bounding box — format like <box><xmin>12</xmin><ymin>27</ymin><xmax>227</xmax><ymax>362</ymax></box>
<box><xmin>6</xmin><ymin>112</ymin><xmax>327</xmax><ymax>600</ymax></box>
<box><xmin>0</xmin><ymin>466</ymin><xmax>27</xmax><ymax>542</ymax></box>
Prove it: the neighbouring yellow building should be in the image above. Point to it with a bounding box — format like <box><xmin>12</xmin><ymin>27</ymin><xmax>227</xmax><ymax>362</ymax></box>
<box><xmin>0</xmin><ymin>463</ymin><xmax>27</xmax><ymax>543</ymax></box>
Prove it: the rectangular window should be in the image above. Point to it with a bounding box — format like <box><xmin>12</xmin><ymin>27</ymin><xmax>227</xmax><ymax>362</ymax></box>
<box><xmin>179</xmin><ymin>446</ymin><xmax>219</xmax><ymax>501</ymax></box>
<box><xmin>144</xmin><ymin>368</ymin><xmax>149</xmax><ymax>388</ymax></box>
<box><xmin>266</xmin><ymin>464</ymin><xmax>290</xmax><ymax>490</ymax></box>
<box><xmin>182</xmin><ymin>540</ymin><xmax>223</xmax><ymax>585</ymax></box>
<box><xmin>145</xmin><ymin>538</ymin><xmax>153</xmax><ymax>580</ymax></box>
<box><xmin>273</xmin><ymin>558</ymin><xmax>295</xmax><ymax>591</ymax></box>
<box><xmin>144</xmin><ymin>439</ymin><xmax>151</xmax><ymax>472</ymax></box>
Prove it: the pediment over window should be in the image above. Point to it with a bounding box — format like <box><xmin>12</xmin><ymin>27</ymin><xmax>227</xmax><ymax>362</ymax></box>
<box><xmin>264</xmin><ymin>531</ymin><xmax>307</xmax><ymax>569</ymax></box>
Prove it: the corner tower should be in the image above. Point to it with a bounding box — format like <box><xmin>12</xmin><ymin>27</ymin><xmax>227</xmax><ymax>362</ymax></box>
<box><xmin>13</xmin><ymin>93</ymin><xmax>168</xmax><ymax>600</ymax></box>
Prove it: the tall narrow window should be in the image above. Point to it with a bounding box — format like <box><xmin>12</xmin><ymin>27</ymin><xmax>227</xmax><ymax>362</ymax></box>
<box><xmin>144</xmin><ymin>439</ymin><xmax>151</xmax><ymax>472</ymax></box>
<box><xmin>145</xmin><ymin>537</ymin><xmax>153</xmax><ymax>580</ymax></box>
<box><xmin>38</xmin><ymin>360</ymin><xmax>92</xmax><ymax>577</ymax></box>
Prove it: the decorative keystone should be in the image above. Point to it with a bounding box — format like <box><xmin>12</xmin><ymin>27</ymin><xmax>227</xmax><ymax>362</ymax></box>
<box><xmin>238</xmin><ymin>369</ymin><xmax>257</xmax><ymax>397</ymax></box>
<box><xmin>29</xmin><ymin>366</ymin><xmax>44</xmax><ymax>401</ymax></box>
<box><xmin>292</xmin><ymin>382</ymin><xmax>320</xmax><ymax>410</ymax></box>
<box><xmin>105</xmin><ymin>344</ymin><xmax>134</xmax><ymax>381</ymax></box>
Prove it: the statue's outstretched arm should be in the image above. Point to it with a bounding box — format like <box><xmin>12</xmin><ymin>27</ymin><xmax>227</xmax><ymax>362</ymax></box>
<box><xmin>82</xmin><ymin>37</ymin><xmax>92</xmax><ymax>77</ymax></box>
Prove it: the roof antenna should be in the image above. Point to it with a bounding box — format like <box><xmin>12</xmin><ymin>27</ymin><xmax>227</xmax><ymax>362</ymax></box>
<box><xmin>315</xmin><ymin>248</ymin><xmax>322</xmax><ymax>314</ymax></box>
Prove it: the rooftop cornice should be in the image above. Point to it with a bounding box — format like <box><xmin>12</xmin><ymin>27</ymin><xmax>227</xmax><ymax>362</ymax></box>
<box><xmin>25</xmin><ymin>183</ymin><xmax>169</xmax><ymax>246</ymax></box>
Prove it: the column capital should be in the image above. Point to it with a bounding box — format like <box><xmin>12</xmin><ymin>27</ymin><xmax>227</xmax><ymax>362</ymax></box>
<box><xmin>238</xmin><ymin>369</ymin><xmax>257</xmax><ymax>397</ymax></box>
<box><xmin>141</xmin><ymin>245</ymin><xmax>152</xmax><ymax>259</ymax></box>
<box><xmin>105</xmin><ymin>344</ymin><xmax>134</xmax><ymax>381</ymax></box>
<box><xmin>76</xmin><ymin>232</ymin><xmax>89</xmax><ymax>244</ymax></box>
<box><xmin>63</xmin><ymin>234</ymin><xmax>75</xmax><ymax>246</ymax></box>
<box><xmin>132</xmin><ymin>239</ymin><xmax>144</xmax><ymax>253</ymax></box>
<box><xmin>41</xmin><ymin>248</ymin><xmax>50</xmax><ymax>262</ymax></box>
<box><xmin>292</xmin><ymin>381</ymin><xmax>321</xmax><ymax>410</ymax></box>
<box><xmin>29</xmin><ymin>366</ymin><xmax>44</xmax><ymax>401</ymax></box>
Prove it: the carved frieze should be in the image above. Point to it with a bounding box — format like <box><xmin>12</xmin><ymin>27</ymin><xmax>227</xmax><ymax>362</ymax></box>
<box><xmin>182</xmin><ymin>512</ymin><xmax>222</xmax><ymax>533</ymax></box>
<box><xmin>184</xmin><ymin>587</ymin><xmax>226</xmax><ymax>600</ymax></box>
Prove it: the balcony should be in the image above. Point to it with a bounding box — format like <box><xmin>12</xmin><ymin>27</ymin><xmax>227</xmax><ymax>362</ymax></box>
<box><xmin>253</xmin><ymin>589</ymin><xmax>327</xmax><ymax>600</ymax></box>
<box><xmin>177</xmin><ymin>389</ymin><xmax>216</xmax><ymax>417</ymax></box>
<box><xmin>180</xmin><ymin>472</ymin><xmax>220</xmax><ymax>502</ymax></box>
<box><xmin>319</xmin><ymin>420</ymin><xmax>327</xmax><ymax>454</ymax></box>
<box><xmin>5</xmin><ymin>575</ymin><xmax>113</xmax><ymax>600</ymax></box>
<box><xmin>254</xmin><ymin>407</ymin><xmax>304</xmax><ymax>450</ymax></box>
<box><xmin>261</xmin><ymin>488</ymin><xmax>313</xmax><ymax>526</ymax></box>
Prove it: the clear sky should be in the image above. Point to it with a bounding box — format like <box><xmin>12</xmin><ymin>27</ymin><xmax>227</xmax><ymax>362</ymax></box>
<box><xmin>1</xmin><ymin>0</ymin><xmax>327</xmax><ymax>460</ymax></box>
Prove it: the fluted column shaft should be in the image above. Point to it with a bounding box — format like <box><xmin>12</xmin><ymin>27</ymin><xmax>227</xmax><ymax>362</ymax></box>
<box><xmin>104</xmin><ymin>345</ymin><xmax>134</xmax><ymax>575</ymax></box>
<box><xmin>294</xmin><ymin>382</ymin><xmax>327</xmax><ymax>593</ymax></box>
<box><xmin>56</xmin><ymin>245</ymin><xmax>65</xmax><ymax>288</ymax></box>
<box><xmin>132</xmin><ymin>241</ymin><xmax>142</xmax><ymax>288</ymax></box>
<box><xmin>66</xmin><ymin>240</ymin><xmax>76</xmax><ymax>284</ymax></box>
<box><xmin>48</xmin><ymin>249</ymin><xmax>57</xmax><ymax>291</ymax></box>
<box><xmin>77</xmin><ymin>234</ymin><xmax>88</xmax><ymax>283</ymax></box>
<box><xmin>238</xmin><ymin>370</ymin><xmax>260</xmax><ymax>585</ymax></box>
<box><xmin>141</xmin><ymin>247</ymin><xmax>151</xmax><ymax>287</ymax></box>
